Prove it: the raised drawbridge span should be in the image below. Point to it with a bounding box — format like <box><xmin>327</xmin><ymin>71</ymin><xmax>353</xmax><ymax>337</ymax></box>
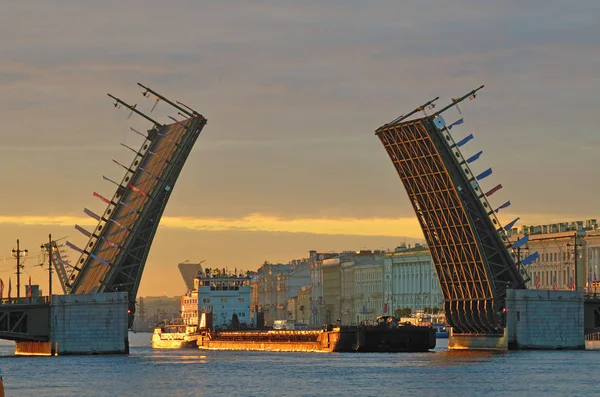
<box><xmin>58</xmin><ymin>83</ymin><xmax>207</xmax><ymax>327</ymax></box>
<box><xmin>375</xmin><ymin>87</ymin><xmax>533</xmax><ymax>335</ymax></box>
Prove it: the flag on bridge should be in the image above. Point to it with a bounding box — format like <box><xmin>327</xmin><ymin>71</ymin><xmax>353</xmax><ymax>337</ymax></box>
<box><xmin>494</xmin><ymin>201</ymin><xmax>511</xmax><ymax>213</ymax></box>
<box><xmin>456</xmin><ymin>134</ymin><xmax>474</xmax><ymax>147</ymax></box>
<box><xmin>476</xmin><ymin>168</ymin><xmax>493</xmax><ymax>181</ymax></box>
<box><xmin>485</xmin><ymin>184</ymin><xmax>503</xmax><ymax>197</ymax></box>
<box><xmin>504</xmin><ymin>217</ymin><xmax>520</xmax><ymax>231</ymax></box>
<box><xmin>0</xmin><ymin>278</ymin><xmax>3</xmax><ymax>299</ymax></box>
<box><xmin>512</xmin><ymin>235</ymin><xmax>529</xmax><ymax>249</ymax></box>
<box><xmin>27</xmin><ymin>276</ymin><xmax>32</xmax><ymax>298</ymax></box>
<box><xmin>447</xmin><ymin>118</ymin><xmax>464</xmax><ymax>130</ymax></box>
<box><xmin>93</xmin><ymin>191</ymin><xmax>111</xmax><ymax>205</ymax></box>
<box><xmin>522</xmin><ymin>251</ymin><xmax>539</xmax><ymax>266</ymax></box>
<box><xmin>466</xmin><ymin>150</ymin><xmax>483</xmax><ymax>164</ymax></box>
<box><xmin>535</xmin><ymin>274</ymin><xmax>540</xmax><ymax>290</ymax></box>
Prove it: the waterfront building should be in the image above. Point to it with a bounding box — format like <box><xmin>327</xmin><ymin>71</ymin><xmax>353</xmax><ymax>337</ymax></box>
<box><xmin>383</xmin><ymin>244</ymin><xmax>443</xmax><ymax>316</ymax></box>
<box><xmin>196</xmin><ymin>272</ymin><xmax>251</xmax><ymax>328</ymax></box>
<box><xmin>309</xmin><ymin>250</ymin><xmax>343</xmax><ymax>325</ymax></box>
<box><xmin>286</xmin><ymin>296</ymin><xmax>298</xmax><ymax>321</ymax></box>
<box><xmin>322</xmin><ymin>257</ymin><xmax>342</xmax><ymax>324</ymax></box>
<box><xmin>181</xmin><ymin>288</ymin><xmax>198</xmax><ymax>326</ymax></box>
<box><xmin>140</xmin><ymin>296</ymin><xmax>181</xmax><ymax>325</ymax></box>
<box><xmin>340</xmin><ymin>261</ymin><xmax>355</xmax><ymax>325</ymax></box>
<box><xmin>296</xmin><ymin>285</ymin><xmax>311</xmax><ymax>325</ymax></box>
<box><xmin>508</xmin><ymin>219</ymin><xmax>600</xmax><ymax>293</ymax></box>
<box><xmin>253</xmin><ymin>259</ymin><xmax>310</xmax><ymax>326</ymax></box>
<box><xmin>178</xmin><ymin>262</ymin><xmax>204</xmax><ymax>291</ymax></box>
<box><xmin>353</xmin><ymin>257</ymin><xmax>384</xmax><ymax>324</ymax></box>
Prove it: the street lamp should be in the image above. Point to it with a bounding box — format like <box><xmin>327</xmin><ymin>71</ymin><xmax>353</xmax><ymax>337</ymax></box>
<box><xmin>11</xmin><ymin>239</ymin><xmax>28</xmax><ymax>299</ymax></box>
<box><xmin>40</xmin><ymin>234</ymin><xmax>55</xmax><ymax>301</ymax></box>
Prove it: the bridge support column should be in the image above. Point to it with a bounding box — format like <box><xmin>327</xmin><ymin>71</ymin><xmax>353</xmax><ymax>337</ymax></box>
<box><xmin>15</xmin><ymin>341</ymin><xmax>53</xmax><ymax>356</ymax></box>
<box><xmin>505</xmin><ymin>289</ymin><xmax>584</xmax><ymax>350</ymax></box>
<box><xmin>448</xmin><ymin>328</ymin><xmax>508</xmax><ymax>351</ymax></box>
<box><xmin>49</xmin><ymin>292</ymin><xmax>129</xmax><ymax>355</ymax></box>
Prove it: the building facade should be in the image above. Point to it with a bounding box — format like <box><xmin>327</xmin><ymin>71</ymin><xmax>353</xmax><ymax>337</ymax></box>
<box><xmin>383</xmin><ymin>244</ymin><xmax>443</xmax><ymax>316</ymax></box>
<box><xmin>508</xmin><ymin>219</ymin><xmax>600</xmax><ymax>293</ymax></box>
<box><xmin>296</xmin><ymin>285</ymin><xmax>311</xmax><ymax>325</ymax></box>
<box><xmin>253</xmin><ymin>258</ymin><xmax>310</xmax><ymax>326</ymax></box>
<box><xmin>181</xmin><ymin>289</ymin><xmax>198</xmax><ymax>326</ymax></box>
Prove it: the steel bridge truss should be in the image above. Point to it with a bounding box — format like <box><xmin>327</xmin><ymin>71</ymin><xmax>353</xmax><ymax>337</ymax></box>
<box><xmin>67</xmin><ymin>84</ymin><xmax>207</xmax><ymax>327</ymax></box>
<box><xmin>375</xmin><ymin>88</ymin><xmax>526</xmax><ymax>335</ymax></box>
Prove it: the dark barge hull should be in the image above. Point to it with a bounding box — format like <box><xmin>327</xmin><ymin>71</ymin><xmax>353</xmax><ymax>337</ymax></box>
<box><xmin>197</xmin><ymin>325</ymin><xmax>435</xmax><ymax>353</ymax></box>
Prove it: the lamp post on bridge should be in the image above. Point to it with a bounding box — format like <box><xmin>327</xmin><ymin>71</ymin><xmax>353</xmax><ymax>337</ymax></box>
<box><xmin>40</xmin><ymin>234</ymin><xmax>55</xmax><ymax>302</ymax></box>
<box><xmin>11</xmin><ymin>239</ymin><xmax>28</xmax><ymax>299</ymax></box>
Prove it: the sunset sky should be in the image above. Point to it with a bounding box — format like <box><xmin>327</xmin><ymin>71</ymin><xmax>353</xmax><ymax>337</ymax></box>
<box><xmin>0</xmin><ymin>1</ymin><xmax>598</xmax><ymax>297</ymax></box>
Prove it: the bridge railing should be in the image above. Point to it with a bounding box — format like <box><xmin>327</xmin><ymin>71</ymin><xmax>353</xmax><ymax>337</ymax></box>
<box><xmin>0</xmin><ymin>296</ymin><xmax>50</xmax><ymax>305</ymax></box>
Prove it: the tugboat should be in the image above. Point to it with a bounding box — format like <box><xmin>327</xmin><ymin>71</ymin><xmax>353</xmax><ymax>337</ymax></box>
<box><xmin>151</xmin><ymin>322</ymin><xmax>199</xmax><ymax>349</ymax></box>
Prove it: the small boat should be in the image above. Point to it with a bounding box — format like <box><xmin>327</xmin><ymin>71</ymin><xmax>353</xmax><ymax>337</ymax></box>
<box><xmin>433</xmin><ymin>323</ymin><xmax>449</xmax><ymax>338</ymax></box>
<box><xmin>585</xmin><ymin>330</ymin><xmax>600</xmax><ymax>350</ymax></box>
<box><xmin>151</xmin><ymin>323</ymin><xmax>199</xmax><ymax>349</ymax></box>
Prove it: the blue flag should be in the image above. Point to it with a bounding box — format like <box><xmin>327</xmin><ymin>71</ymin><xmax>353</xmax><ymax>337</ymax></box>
<box><xmin>512</xmin><ymin>235</ymin><xmax>529</xmax><ymax>249</ymax></box>
<box><xmin>456</xmin><ymin>134</ymin><xmax>474</xmax><ymax>147</ymax></box>
<box><xmin>494</xmin><ymin>201</ymin><xmax>511</xmax><ymax>213</ymax></box>
<box><xmin>504</xmin><ymin>217</ymin><xmax>520</xmax><ymax>231</ymax></box>
<box><xmin>448</xmin><ymin>118</ymin><xmax>464</xmax><ymax>130</ymax></box>
<box><xmin>522</xmin><ymin>252</ymin><xmax>539</xmax><ymax>266</ymax></box>
<box><xmin>466</xmin><ymin>150</ymin><xmax>483</xmax><ymax>164</ymax></box>
<box><xmin>476</xmin><ymin>168</ymin><xmax>493</xmax><ymax>181</ymax></box>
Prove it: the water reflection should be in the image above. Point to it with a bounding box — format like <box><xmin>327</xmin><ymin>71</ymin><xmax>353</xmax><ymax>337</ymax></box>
<box><xmin>430</xmin><ymin>349</ymin><xmax>506</xmax><ymax>366</ymax></box>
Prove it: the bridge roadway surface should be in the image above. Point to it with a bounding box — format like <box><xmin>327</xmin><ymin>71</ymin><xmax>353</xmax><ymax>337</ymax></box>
<box><xmin>0</xmin><ymin>297</ymin><xmax>50</xmax><ymax>342</ymax></box>
<box><xmin>72</xmin><ymin>120</ymin><xmax>189</xmax><ymax>294</ymax></box>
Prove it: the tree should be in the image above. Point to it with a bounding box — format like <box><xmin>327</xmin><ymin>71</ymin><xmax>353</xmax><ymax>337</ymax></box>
<box><xmin>394</xmin><ymin>307</ymin><xmax>412</xmax><ymax>318</ymax></box>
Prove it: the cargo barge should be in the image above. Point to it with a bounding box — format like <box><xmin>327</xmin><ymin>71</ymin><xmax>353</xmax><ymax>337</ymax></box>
<box><xmin>153</xmin><ymin>269</ymin><xmax>435</xmax><ymax>352</ymax></box>
<box><xmin>197</xmin><ymin>316</ymin><xmax>435</xmax><ymax>353</ymax></box>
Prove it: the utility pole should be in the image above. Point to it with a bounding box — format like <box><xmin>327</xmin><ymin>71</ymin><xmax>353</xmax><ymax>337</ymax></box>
<box><xmin>11</xmin><ymin>239</ymin><xmax>28</xmax><ymax>299</ymax></box>
<box><xmin>48</xmin><ymin>234</ymin><xmax>53</xmax><ymax>301</ymax></box>
<box><xmin>40</xmin><ymin>235</ymin><xmax>54</xmax><ymax>302</ymax></box>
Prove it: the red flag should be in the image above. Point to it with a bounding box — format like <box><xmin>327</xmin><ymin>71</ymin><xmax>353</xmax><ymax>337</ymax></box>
<box><xmin>485</xmin><ymin>184</ymin><xmax>503</xmax><ymax>197</ymax></box>
<box><xmin>8</xmin><ymin>278</ymin><xmax>12</xmax><ymax>298</ymax></box>
<box><xmin>27</xmin><ymin>276</ymin><xmax>32</xmax><ymax>298</ymax></box>
<box><xmin>0</xmin><ymin>278</ymin><xmax>4</xmax><ymax>299</ymax></box>
<box><xmin>93</xmin><ymin>191</ymin><xmax>111</xmax><ymax>205</ymax></box>
<box><xmin>129</xmin><ymin>184</ymin><xmax>147</xmax><ymax>197</ymax></box>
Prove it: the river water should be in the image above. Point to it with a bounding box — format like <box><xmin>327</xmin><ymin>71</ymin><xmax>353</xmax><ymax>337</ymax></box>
<box><xmin>0</xmin><ymin>333</ymin><xmax>597</xmax><ymax>396</ymax></box>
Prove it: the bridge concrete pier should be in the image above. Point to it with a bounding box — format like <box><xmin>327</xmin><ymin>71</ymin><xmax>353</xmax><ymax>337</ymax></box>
<box><xmin>449</xmin><ymin>329</ymin><xmax>508</xmax><ymax>351</ymax></box>
<box><xmin>448</xmin><ymin>289</ymin><xmax>585</xmax><ymax>351</ymax></box>
<box><xmin>505</xmin><ymin>289</ymin><xmax>584</xmax><ymax>350</ymax></box>
<box><xmin>13</xmin><ymin>292</ymin><xmax>129</xmax><ymax>356</ymax></box>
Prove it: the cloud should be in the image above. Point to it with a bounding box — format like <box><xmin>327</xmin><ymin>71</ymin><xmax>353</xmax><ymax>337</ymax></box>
<box><xmin>0</xmin><ymin>213</ymin><xmax>423</xmax><ymax>238</ymax></box>
<box><xmin>0</xmin><ymin>211</ymin><xmax>589</xmax><ymax>240</ymax></box>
